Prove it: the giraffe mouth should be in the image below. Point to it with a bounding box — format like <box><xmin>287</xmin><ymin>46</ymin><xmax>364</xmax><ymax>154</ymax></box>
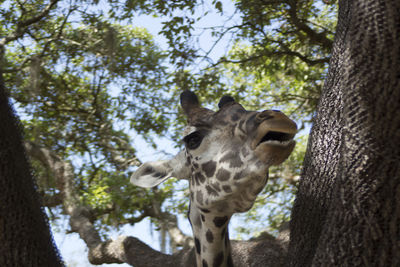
<box><xmin>257</xmin><ymin>131</ymin><xmax>295</xmax><ymax>147</ymax></box>
<box><xmin>253</xmin><ymin>128</ymin><xmax>296</xmax><ymax>165</ymax></box>
<box><xmin>251</xmin><ymin>118</ymin><xmax>297</xmax><ymax>151</ymax></box>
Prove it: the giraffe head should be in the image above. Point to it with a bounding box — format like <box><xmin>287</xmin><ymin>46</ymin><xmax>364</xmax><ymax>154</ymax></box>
<box><xmin>131</xmin><ymin>91</ymin><xmax>296</xmax><ymax>266</ymax></box>
<box><xmin>131</xmin><ymin>90</ymin><xmax>297</xmax><ymax>214</ymax></box>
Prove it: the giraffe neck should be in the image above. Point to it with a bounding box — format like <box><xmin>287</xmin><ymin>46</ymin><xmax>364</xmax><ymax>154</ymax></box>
<box><xmin>189</xmin><ymin>203</ymin><xmax>234</xmax><ymax>267</ymax></box>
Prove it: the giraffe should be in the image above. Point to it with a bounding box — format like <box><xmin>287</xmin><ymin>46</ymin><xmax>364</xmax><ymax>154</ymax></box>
<box><xmin>130</xmin><ymin>90</ymin><xmax>297</xmax><ymax>267</ymax></box>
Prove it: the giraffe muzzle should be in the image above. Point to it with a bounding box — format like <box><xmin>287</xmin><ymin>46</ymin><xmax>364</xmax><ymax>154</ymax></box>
<box><xmin>251</xmin><ymin>115</ymin><xmax>297</xmax><ymax>150</ymax></box>
<box><xmin>250</xmin><ymin>114</ymin><xmax>297</xmax><ymax>164</ymax></box>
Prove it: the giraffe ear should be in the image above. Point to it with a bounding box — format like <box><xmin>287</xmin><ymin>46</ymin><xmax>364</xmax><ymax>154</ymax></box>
<box><xmin>218</xmin><ymin>95</ymin><xmax>236</xmax><ymax>109</ymax></box>
<box><xmin>130</xmin><ymin>151</ymin><xmax>190</xmax><ymax>188</ymax></box>
<box><xmin>130</xmin><ymin>160</ymin><xmax>172</xmax><ymax>188</ymax></box>
<box><xmin>180</xmin><ymin>90</ymin><xmax>200</xmax><ymax>116</ymax></box>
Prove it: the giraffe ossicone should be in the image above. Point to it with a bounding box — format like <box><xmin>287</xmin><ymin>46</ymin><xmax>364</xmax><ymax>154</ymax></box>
<box><xmin>131</xmin><ymin>90</ymin><xmax>297</xmax><ymax>267</ymax></box>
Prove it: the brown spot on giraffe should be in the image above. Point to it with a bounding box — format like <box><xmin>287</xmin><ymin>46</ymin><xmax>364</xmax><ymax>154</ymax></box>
<box><xmin>194</xmin><ymin>172</ymin><xmax>206</xmax><ymax>185</ymax></box>
<box><xmin>216</xmin><ymin>168</ymin><xmax>230</xmax><ymax>181</ymax></box>
<box><xmin>210</xmin><ymin>182</ymin><xmax>221</xmax><ymax>192</ymax></box>
<box><xmin>220</xmin><ymin>151</ymin><xmax>243</xmax><ymax>168</ymax></box>
<box><xmin>213</xmin><ymin>251</ymin><xmax>224</xmax><ymax>267</ymax></box>
<box><xmin>205</xmin><ymin>185</ymin><xmax>219</xmax><ymax>197</ymax></box>
<box><xmin>202</xmin><ymin>161</ymin><xmax>217</xmax><ymax>177</ymax></box>
<box><xmin>213</xmin><ymin>216</ymin><xmax>229</xmax><ymax>228</ymax></box>
<box><xmin>206</xmin><ymin>229</ymin><xmax>214</xmax><ymax>243</ymax></box>
<box><xmin>195</xmin><ymin>237</ymin><xmax>201</xmax><ymax>254</ymax></box>
<box><xmin>233</xmin><ymin>170</ymin><xmax>244</xmax><ymax>180</ymax></box>
<box><xmin>222</xmin><ymin>185</ymin><xmax>232</xmax><ymax>193</ymax></box>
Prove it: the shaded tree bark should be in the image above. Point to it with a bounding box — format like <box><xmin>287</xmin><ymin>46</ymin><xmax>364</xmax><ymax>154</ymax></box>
<box><xmin>288</xmin><ymin>0</ymin><xmax>400</xmax><ymax>266</ymax></box>
<box><xmin>0</xmin><ymin>64</ymin><xmax>63</xmax><ymax>265</ymax></box>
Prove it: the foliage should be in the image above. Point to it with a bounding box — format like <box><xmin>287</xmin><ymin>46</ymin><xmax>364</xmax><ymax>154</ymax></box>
<box><xmin>2</xmin><ymin>0</ymin><xmax>173</xmax><ymax>231</ymax></box>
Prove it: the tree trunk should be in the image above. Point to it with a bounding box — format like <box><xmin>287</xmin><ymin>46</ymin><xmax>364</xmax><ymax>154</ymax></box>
<box><xmin>0</xmin><ymin>65</ymin><xmax>63</xmax><ymax>265</ymax></box>
<box><xmin>288</xmin><ymin>0</ymin><xmax>400</xmax><ymax>266</ymax></box>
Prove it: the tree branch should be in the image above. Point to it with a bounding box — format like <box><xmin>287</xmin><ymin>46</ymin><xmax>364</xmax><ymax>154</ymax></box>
<box><xmin>145</xmin><ymin>197</ymin><xmax>193</xmax><ymax>249</ymax></box>
<box><xmin>0</xmin><ymin>0</ymin><xmax>61</xmax><ymax>46</ymax></box>
<box><xmin>287</xmin><ymin>0</ymin><xmax>333</xmax><ymax>50</ymax></box>
<box><xmin>40</xmin><ymin>192</ymin><xmax>63</xmax><ymax>207</ymax></box>
<box><xmin>212</xmin><ymin>49</ymin><xmax>329</xmax><ymax>69</ymax></box>
<box><xmin>24</xmin><ymin>141</ymin><xmax>178</xmax><ymax>265</ymax></box>
<box><xmin>272</xmin><ymin>50</ymin><xmax>330</xmax><ymax>65</ymax></box>
<box><xmin>18</xmin><ymin>1</ymin><xmax>59</xmax><ymax>28</ymax></box>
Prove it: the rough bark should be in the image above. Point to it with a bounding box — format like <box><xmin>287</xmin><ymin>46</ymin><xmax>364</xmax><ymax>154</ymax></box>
<box><xmin>288</xmin><ymin>0</ymin><xmax>400</xmax><ymax>266</ymax></box>
<box><xmin>0</xmin><ymin>68</ymin><xmax>63</xmax><ymax>265</ymax></box>
<box><xmin>287</xmin><ymin>1</ymin><xmax>349</xmax><ymax>265</ymax></box>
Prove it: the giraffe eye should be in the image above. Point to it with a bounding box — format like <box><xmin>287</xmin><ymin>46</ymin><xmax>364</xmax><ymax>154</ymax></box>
<box><xmin>183</xmin><ymin>131</ymin><xmax>204</xmax><ymax>150</ymax></box>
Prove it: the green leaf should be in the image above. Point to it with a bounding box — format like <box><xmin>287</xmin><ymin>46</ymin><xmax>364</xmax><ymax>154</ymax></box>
<box><xmin>215</xmin><ymin>1</ymin><xmax>223</xmax><ymax>13</ymax></box>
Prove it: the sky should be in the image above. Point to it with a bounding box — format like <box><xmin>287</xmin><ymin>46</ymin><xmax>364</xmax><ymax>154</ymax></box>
<box><xmin>52</xmin><ymin>1</ymin><xmax>242</xmax><ymax>266</ymax></box>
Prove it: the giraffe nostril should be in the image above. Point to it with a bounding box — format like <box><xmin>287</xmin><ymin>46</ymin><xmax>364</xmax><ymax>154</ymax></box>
<box><xmin>256</xmin><ymin>111</ymin><xmax>274</xmax><ymax>122</ymax></box>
